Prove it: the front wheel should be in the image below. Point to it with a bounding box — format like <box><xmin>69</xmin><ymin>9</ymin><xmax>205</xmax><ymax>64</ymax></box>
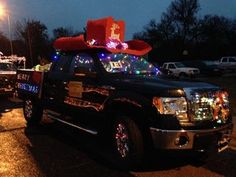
<box><xmin>112</xmin><ymin>116</ymin><xmax>144</xmax><ymax>168</ymax></box>
<box><xmin>23</xmin><ymin>98</ymin><xmax>43</xmax><ymax>125</ymax></box>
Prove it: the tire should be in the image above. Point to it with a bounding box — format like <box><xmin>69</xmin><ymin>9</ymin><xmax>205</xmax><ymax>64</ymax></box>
<box><xmin>112</xmin><ymin>116</ymin><xmax>144</xmax><ymax>168</ymax></box>
<box><xmin>23</xmin><ymin>98</ymin><xmax>43</xmax><ymax>125</ymax></box>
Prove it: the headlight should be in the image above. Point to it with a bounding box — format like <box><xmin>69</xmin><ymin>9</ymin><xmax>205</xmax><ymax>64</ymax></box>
<box><xmin>189</xmin><ymin>70</ymin><xmax>194</xmax><ymax>73</ymax></box>
<box><xmin>153</xmin><ymin>97</ymin><xmax>188</xmax><ymax>122</ymax></box>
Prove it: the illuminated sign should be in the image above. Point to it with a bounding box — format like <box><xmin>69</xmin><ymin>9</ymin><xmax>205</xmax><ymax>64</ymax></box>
<box><xmin>16</xmin><ymin>70</ymin><xmax>44</xmax><ymax>98</ymax></box>
<box><xmin>109</xmin><ymin>61</ymin><xmax>122</xmax><ymax>69</ymax></box>
<box><xmin>67</xmin><ymin>81</ymin><xmax>83</xmax><ymax>98</ymax></box>
<box><xmin>16</xmin><ymin>82</ymin><xmax>39</xmax><ymax>94</ymax></box>
<box><xmin>17</xmin><ymin>73</ymin><xmax>30</xmax><ymax>81</ymax></box>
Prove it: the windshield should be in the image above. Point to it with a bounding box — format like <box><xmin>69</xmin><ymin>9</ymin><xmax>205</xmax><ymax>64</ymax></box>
<box><xmin>0</xmin><ymin>63</ymin><xmax>16</xmax><ymax>71</ymax></box>
<box><xmin>202</xmin><ymin>60</ymin><xmax>216</xmax><ymax>65</ymax></box>
<box><xmin>175</xmin><ymin>62</ymin><xmax>185</xmax><ymax>68</ymax></box>
<box><xmin>98</xmin><ymin>53</ymin><xmax>160</xmax><ymax>75</ymax></box>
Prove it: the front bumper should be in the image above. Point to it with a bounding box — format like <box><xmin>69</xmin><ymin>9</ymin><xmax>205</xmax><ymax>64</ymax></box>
<box><xmin>150</xmin><ymin>123</ymin><xmax>233</xmax><ymax>152</ymax></box>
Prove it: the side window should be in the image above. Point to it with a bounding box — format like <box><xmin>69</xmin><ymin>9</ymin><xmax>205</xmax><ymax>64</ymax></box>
<box><xmin>229</xmin><ymin>58</ymin><xmax>236</xmax><ymax>62</ymax></box>
<box><xmin>169</xmin><ymin>64</ymin><xmax>175</xmax><ymax>69</ymax></box>
<box><xmin>0</xmin><ymin>64</ymin><xmax>4</xmax><ymax>70</ymax></box>
<box><xmin>73</xmin><ymin>53</ymin><xmax>95</xmax><ymax>73</ymax></box>
<box><xmin>222</xmin><ymin>58</ymin><xmax>227</xmax><ymax>63</ymax></box>
<box><xmin>0</xmin><ymin>63</ymin><xmax>15</xmax><ymax>71</ymax></box>
<box><xmin>53</xmin><ymin>54</ymin><xmax>73</xmax><ymax>73</ymax></box>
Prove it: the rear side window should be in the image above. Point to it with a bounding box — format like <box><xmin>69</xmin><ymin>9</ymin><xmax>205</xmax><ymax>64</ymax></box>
<box><xmin>229</xmin><ymin>58</ymin><xmax>236</xmax><ymax>62</ymax></box>
<box><xmin>73</xmin><ymin>53</ymin><xmax>95</xmax><ymax>73</ymax></box>
<box><xmin>169</xmin><ymin>64</ymin><xmax>175</xmax><ymax>69</ymax></box>
<box><xmin>52</xmin><ymin>54</ymin><xmax>73</xmax><ymax>73</ymax></box>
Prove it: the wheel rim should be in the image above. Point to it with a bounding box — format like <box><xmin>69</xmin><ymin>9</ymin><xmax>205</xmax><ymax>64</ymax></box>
<box><xmin>115</xmin><ymin>123</ymin><xmax>129</xmax><ymax>158</ymax></box>
<box><xmin>25</xmin><ymin>100</ymin><xmax>33</xmax><ymax>119</ymax></box>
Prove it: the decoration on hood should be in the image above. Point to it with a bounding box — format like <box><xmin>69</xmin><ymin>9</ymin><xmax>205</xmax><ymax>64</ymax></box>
<box><xmin>53</xmin><ymin>17</ymin><xmax>152</xmax><ymax>56</ymax></box>
<box><xmin>212</xmin><ymin>91</ymin><xmax>230</xmax><ymax>123</ymax></box>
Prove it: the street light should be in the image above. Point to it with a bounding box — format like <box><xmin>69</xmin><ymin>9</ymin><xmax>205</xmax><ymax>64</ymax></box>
<box><xmin>7</xmin><ymin>14</ymin><xmax>13</xmax><ymax>57</ymax></box>
<box><xmin>0</xmin><ymin>4</ymin><xmax>13</xmax><ymax>57</ymax></box>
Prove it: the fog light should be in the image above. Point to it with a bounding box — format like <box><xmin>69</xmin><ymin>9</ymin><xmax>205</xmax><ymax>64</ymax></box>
<box><xmin>175</xmin><ymin>135</ymin><xmax>189</xmax><ymax>147</ymax></box>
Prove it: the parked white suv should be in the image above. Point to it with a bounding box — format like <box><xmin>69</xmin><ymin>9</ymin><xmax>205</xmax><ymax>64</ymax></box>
<box><xmin>161</xmin><ymin>62</ymin><xmax>200</xmax><ymax>78</ymax></box>
<box><xmin>216</xmin><ymin>56</ymin><xmax>236</xmax><ymax>72</ymax></box>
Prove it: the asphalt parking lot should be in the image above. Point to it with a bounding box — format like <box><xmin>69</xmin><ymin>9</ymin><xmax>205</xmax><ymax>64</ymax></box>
<box><xmin>0</xmin><ymin>97</ymin><xmax>236</xmax><ymax>177</ymax></box>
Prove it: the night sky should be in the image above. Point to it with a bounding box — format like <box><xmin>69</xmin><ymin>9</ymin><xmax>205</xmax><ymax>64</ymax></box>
<box><xmin>1</xmin><ymin>0</ymin><xmax>236</xmax><ymax>40</ymax></box>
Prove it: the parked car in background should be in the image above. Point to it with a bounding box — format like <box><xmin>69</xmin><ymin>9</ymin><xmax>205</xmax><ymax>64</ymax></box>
<box><xmin>182</xmin><ymin>60</ymin><xmax>223</xmax><ymax>77</ymax></box>
<box><xmin>161</xmin><ymin>62</ymin><xmax>200</xmax><ymax>78</ymax></box>
<box><xmin>151</xmin><ymin>61</ymin><xmax>173</xmax><ymax>77</ymax></box>
<box><xmin>0</xmin><ymin>61</ymin><xmax>17</xmax><ymax>95</ymax></box>
<box><xmin>216</xmin><ymin>56</ymin><xmax>236</xmax><ymax>72</ymax></box>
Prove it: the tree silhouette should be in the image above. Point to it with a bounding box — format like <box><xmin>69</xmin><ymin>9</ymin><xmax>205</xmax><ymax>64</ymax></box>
<box><xmin>53</xmin><ymin>27</ymin><xmax>74</xmax><ymax>39</ymax></box>
<box><xmin>134</xmin><ymin>0</ymin><xmax>200</xmax><ymax>61</ymax></box>
<box><xmin>15</xmin><ymin>19</ymin><xmax>49</xmax><ymax>67</ymax></box>
<box><xmin>0</xmin><ymin>32</ymin><xmax>10</xmax><ymax>55</ymax></box>
<box><xmin>134</xmin><ymin>0</ymin><xmax>236</xmax><ymax>62</ymax></box>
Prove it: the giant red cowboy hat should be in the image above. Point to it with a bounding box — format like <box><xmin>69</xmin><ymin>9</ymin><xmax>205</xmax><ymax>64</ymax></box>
<box><xmin>54</xmin><ymin>17</ymin><xmax>152</xmax><ymax>56</ymax></box>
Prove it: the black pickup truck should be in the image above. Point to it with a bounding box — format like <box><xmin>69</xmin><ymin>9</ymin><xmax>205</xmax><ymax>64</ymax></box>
<box><xmin>16</xmin><ymin>35</ymin><xmax>233</xmax><ymax>167</ymax></box>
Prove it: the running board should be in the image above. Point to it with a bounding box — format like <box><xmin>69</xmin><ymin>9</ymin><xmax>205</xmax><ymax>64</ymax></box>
<box><xmin>45</xmin><ymin>110</ymin><xmax>98</xmax><ymax>135</ymax></box>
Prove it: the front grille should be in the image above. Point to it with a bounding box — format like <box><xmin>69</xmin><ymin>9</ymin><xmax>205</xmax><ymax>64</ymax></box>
<box><xmin>188</xmin><ymin>90</ymin><xmax>230</xmax><ymax>123</ymax></box>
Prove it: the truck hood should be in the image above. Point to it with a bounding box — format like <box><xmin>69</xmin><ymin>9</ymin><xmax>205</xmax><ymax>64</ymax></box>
<box><xmin>177</xmin><ymin>67</ymin><xmax>199</xmax><ymax>71</ymax></box>
<box><xmin>109</xmin><ymin>75</ymin><xmax>219</xmax><ymax>97</ymax></box>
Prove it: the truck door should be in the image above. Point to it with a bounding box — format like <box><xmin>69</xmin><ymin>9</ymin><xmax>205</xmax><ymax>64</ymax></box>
<box><xmin>64</xmin><ymin>53</ymin><xmax>111</xmax><ymax>129</ymax></box>
<box><xmin>167</xmin><ymin>63</ymin><xmax>177</xmax><ymax>75</ymax></box>
<box><xmin>44</xmin><ymin>54</ymin><xmax>73</xmax><ymax>113</ymax></box>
